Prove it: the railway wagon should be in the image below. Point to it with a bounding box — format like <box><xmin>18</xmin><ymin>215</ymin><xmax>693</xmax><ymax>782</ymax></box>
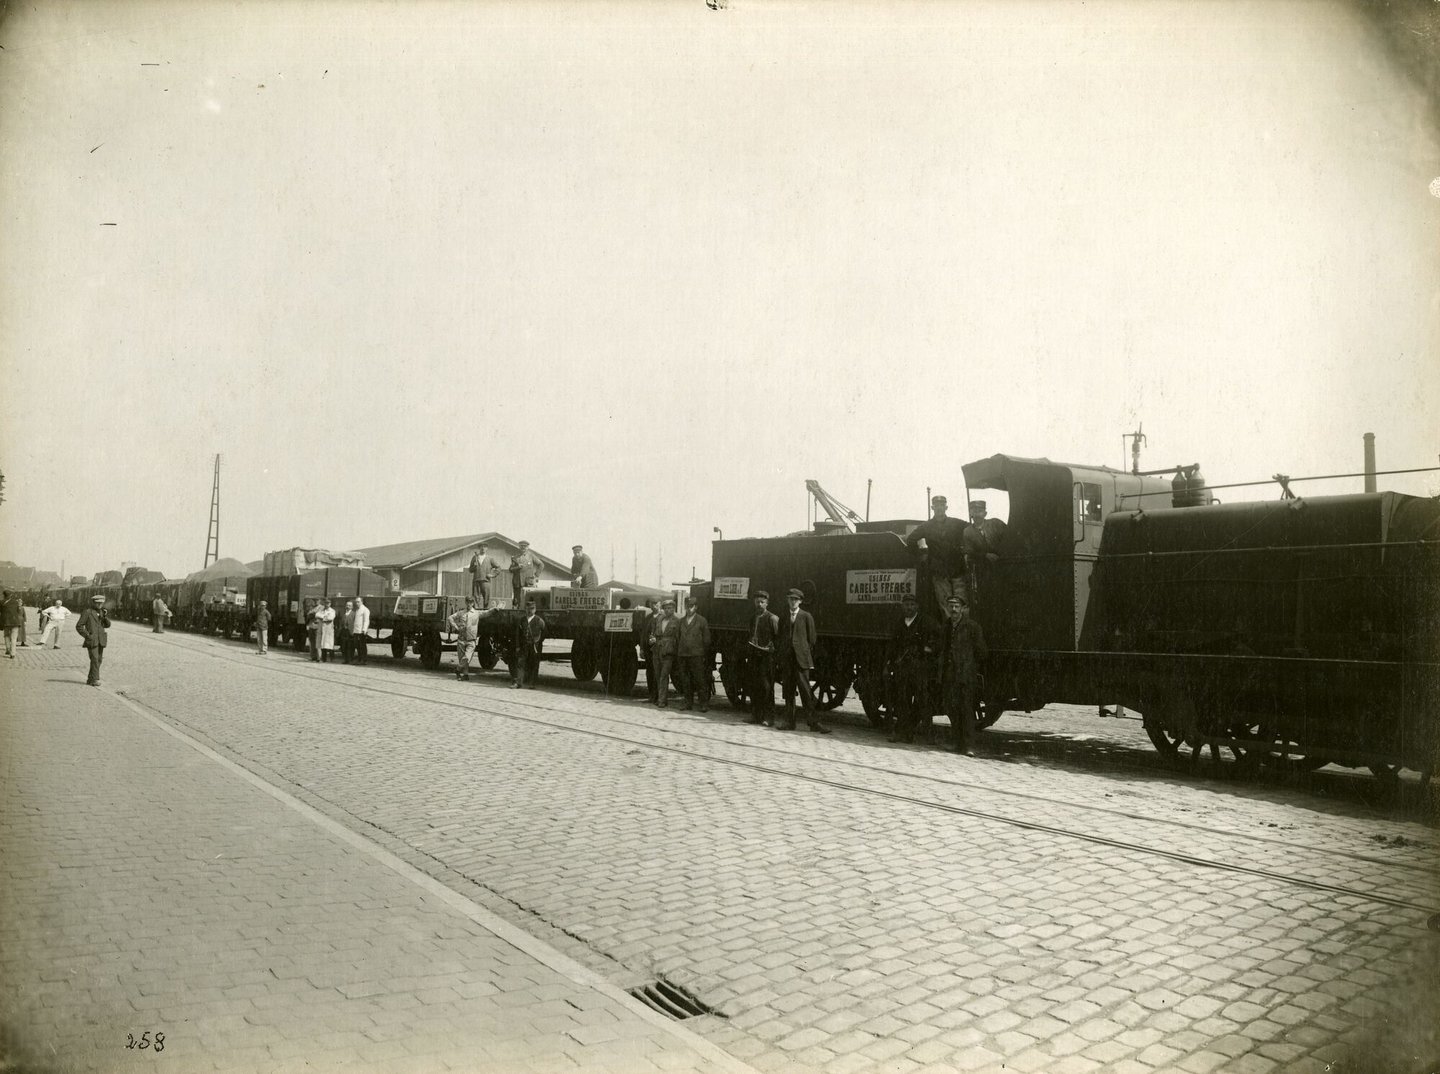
<box><xmin>1075</xmin><ymin>492</ymin><xmax>1440</xmax><ymax>777</ymax></box>
<box><xmin>247</xmin><ymin>568</ymin><xmax>394</xmax><ymax>649</ymax></box>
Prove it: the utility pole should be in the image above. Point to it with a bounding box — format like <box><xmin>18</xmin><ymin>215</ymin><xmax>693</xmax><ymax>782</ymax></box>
<box><xmin>658</xmin><ymin>545</ymin><xmax>663</xmax><ymax>590</ymax></box>
<box><xmin>633</xmin><ymin>548</ymin><xmax>638</xmax><ymax>586</ymax></box>
<box><xmin>204</xmin><ymin>454</ymin><xmax>221</xmax><ymax>568</ymax></box>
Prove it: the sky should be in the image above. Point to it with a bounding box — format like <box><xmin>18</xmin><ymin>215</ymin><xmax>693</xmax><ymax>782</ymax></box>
<box><xmin>1</xmin><ymin>0</ymin><xmax>1437</xmax><ymax>583</ymax></box>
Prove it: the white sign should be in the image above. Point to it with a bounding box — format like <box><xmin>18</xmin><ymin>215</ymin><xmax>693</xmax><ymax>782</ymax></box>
<box><xmin>714</xmin><ymin>577</ymin><xmax>750</xmax><ymax>599</ymax></box>
<box><xmin>604</xmin><ymin>612</ymin><xmax>633</xmax><ymax>633</ymax></box>
<box><xmin>550</xmin><ymin>587</ymin><xmax>610</xmax><ymax>612</ymax></box>
<box><xmin>845</xmin><ymin>568</ymin><xmax>917</xmax><ymax>604</ymax></box>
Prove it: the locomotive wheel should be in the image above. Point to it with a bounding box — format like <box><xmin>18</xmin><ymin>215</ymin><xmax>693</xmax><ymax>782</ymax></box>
<box><xmin>720</xmin><ymin>652</ymin><xmax>751</xmax><ymax>711</ymax></box>
<box><xmin>390</xmin><ymin>631</ymin><xmax>407</xmax><ymax>660</ymax></box>
<box><xmin>475</xmin><ymin>637</ymin><xmax>500</xmax><ymax>671</ymax></box>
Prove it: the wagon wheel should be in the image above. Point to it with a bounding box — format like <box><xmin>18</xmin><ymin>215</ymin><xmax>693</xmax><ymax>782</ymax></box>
<box><xmin>475</xmin><ymin>636</ymin><xmax>500</xmax><ymax>670</ymax></box>
<box><xmin>809</xmin><ymin>667</ymin><xmax>852</xmax><ymax>711</ymax></box>
<box><xmin>1253</xmin><ymin>724</ymin><xmax>1330</xmax><ymax>774</ymax></box>
<box><xmin>975</xmin><ymin>698</ymin><xmax>1005</xmax><ymax>731</ymax></box>
<box><xmin>571</xmin><ymin>636</ymin><xmax>600</xmax><ymax>681</ymax></box>
<box><xmin>390</xmin><ymin>631</ymin><xmax>407</xmax><ymax>660</ymax></box>
<box><xmin>720</xmin><ymin>651</ymin><xmax>751</xmax><ymax>711</ymax></box>
<box><xmin>1145</xmin><ymin>724</ymin><xmax>1206</xmax><ymax>765</ymax></box>
<box><xmin>600</xmin><ymin>644</ymin><xmax>638</xmax><ymax>696</ymax></box>
<box><xmin>1368</xmin><ymin>763</ymin><xmax>1402</xmax><ymax>789</ymax></box>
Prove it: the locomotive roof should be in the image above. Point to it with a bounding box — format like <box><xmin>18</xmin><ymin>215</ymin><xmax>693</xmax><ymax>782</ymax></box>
<box><xmin>963</xmin><ymin>453</ymin><xmax>1163</xmax><ymax>488</ymax></box>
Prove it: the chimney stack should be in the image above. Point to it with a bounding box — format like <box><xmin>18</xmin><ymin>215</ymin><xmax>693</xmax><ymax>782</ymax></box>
<box><xmin>1363</xmin><ymin>432</ymin><xmax>1377</xmax><ymax>493</ymax></box>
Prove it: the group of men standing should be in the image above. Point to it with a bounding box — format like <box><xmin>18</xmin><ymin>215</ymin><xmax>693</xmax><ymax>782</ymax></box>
<box><xmin>302</xmin><ymin>597</ymin><xmax>371</xmax><ymax>663</ymax></box>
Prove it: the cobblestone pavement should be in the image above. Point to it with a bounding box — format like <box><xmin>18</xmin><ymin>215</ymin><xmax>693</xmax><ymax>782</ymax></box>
<box><xmin>6</xmin><ymin>623</ymin><xmax>1438</xmax><ymax>1074</ymax></box>
<box><xmin>0</xmin><ymin>646</ymin><xmax>752</xmax><ymax>1074</ymax></box>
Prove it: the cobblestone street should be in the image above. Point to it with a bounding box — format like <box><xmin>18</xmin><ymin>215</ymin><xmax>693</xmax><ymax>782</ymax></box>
<box><xmin>3</xmin><ymin>622</ymin><xmax>1437</xmax><ymax>1074</ymax></box>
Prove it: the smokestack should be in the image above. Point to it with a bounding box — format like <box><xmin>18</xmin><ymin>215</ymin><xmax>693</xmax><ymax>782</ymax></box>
<box><xmin>1363</xmin><ymin>432</ymin><xmax>1377</xmax><ymax>493</ymax></box>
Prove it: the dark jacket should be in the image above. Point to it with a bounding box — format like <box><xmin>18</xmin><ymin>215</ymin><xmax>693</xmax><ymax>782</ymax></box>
<box><xmin>0</xmin><ymin>595</ymin><xmax>23</xmax><ymax>628</ymax></box>
<box><xmin>943</xmin><ymin>617</ymin><xmax>989</xmax><ymax>684</ymax></box>
<box><xmin>888</xmin><ymin>614</ymin><xmax>939</xmax><ymax>669</ymax></box>
<box><xmin>906</xmin><ymin>515</ymin><xmax>969</xmax><ymax>576</ymax></box>
<box><xmin>779</xmin><ymin>608</ymin><xmax>817</xmax><ymax>669</ymax></box>
<box><xmin>747</xmin><ymin>610</ymin><xmax>780</xmax><ymax>654</ymax></box>
<box><xmin>676</xmin><ymin>613</ymin><xmax>711</xmax><ymax>658</ymax></box>
<box><xmin>75</xmin><ymin>606</ymin><xmax>110</xmax><ymax>649</ymax></box>
<box><xmin>516</xmin><ymin>613</ymin><xmax>546</xmax><ymax>655</ymax></box>
<box><xmin>649</xmin><ymin>614</ymin><xmax>679</xmax><ymax>658</ymax></box>
<box><xmin>571</xmin><ymin>553</ymin><xmax>599</xmax><ymax>588</ymax></box>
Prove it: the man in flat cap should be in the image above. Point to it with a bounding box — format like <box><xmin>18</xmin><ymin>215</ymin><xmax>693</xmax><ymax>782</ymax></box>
<box><xmin>647</xmin><ymin>598</ymin><xmax>680</xmax><ymax>708</ymax></box>
<box><xmin>469</xmin><ymin>542</ymin><xmax>501</xmax><ymax>608</ymax></box>
<box><xmin>906</xmin><ymin>494</ymin><xmax>970</xmax><ymax>621</ymax></box>
<box><xmin>777</xmin><ymin>588</ymin><xmax>828</xmax><ymax>733</ymax></box>
<box><xmin>508</xmin><ymin>541</ymin><xmax>540</xmax><ymax>606</ymax></box>
<box><xmin>75</xmin><ymin>593</ymin><xmax>111</xmax><ymax>686</ymax></box>
<box><xmin>745</xmin><ymin>590</ymin><xmax>780</xmax><ymax>725</ymax></box>
<box><xmin>570</xmin><ymin>545</ymin><xmax>599</xmax><ymax>589</ymax></box>
<box><xmin>676</xmin><ymin>596</ymin><xmax>712</xmax><ymax>712</ymax></box>
<box><xmin>511</xmin><ymin>598</ymin><xmax>545</xmax><ymax>689</ymax></box>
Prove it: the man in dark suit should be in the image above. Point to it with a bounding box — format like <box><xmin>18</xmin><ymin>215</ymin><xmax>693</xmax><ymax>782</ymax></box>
<box><xmin>887</xmin><ymin>593</ymin><xmax>939</xmax><ymax>743</ymax></box>
<box><xmin>570</xmin><ymin>545</ymin><xmax>599</xmax><ymax>588</ymax></box>
<box><xmin>512</xmin><ymin>601</ymin><xmax>545</xmax><ymax>689</ymax></box>
<box><xmin>745</xmin><ymin>590</ymin><xmax>779</xmax><ymax>725</ymax></box>
<box><xmin>676</xmin><ymin>597</ymin><xmax>712</xmax><ymax>712</ymax></box>
<box><xmin>75</xmin><ymin>593</ymin><xmax>111</xmax><ymax>687</ymax></box>
<box><xmin>778</xmin><ymin>588</ymin><xmax>828</xmax><ymax>733</ymax></box>
<box><xmin>942</xmin><ymin>596</ymin><xmax>989</xmax><ymax>754</ymax></box>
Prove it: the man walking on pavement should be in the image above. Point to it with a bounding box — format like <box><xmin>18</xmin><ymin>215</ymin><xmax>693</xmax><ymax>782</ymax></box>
<box><xmin>449</xmin><ymin>597</ymin><xmax>482</xmax><ymax>680</ymax></box>
<box><xmin>254</xmin><ymin>600</ymin><xmax>271</xmax><ymax>654</ymax></box>
<box><xmin>745</xmin><ymin>590</ymin><xmax>779</xmax><ymax>725</ymax></box>
<box><xmin>887</xmin><ymin>593</ymin><xmax>939</xmax><ymax>744</ymax></box>
<box><xmin>512</xmin><ymin>600</ymin><xmax>545</xmax><ymax>689</ymax></box>
<box><xmin>570</xmin><ymin>545</ymin><xmax>599</xmax><ymax>588</ymax></box>
<box><xmin>350</xmin><ymin>596</ymin><xmax>370</xmax><ymax>665</ymax></box>
<box><xmin>906</xmin><ymin>494</ymin><xmax>970</xmax><ymax>620</ymax></box>
<box><xmin>647</xmin><ymin>598</ymin><xmax>679</xmax><ymax>707</ymax></box>
<box><xmin>942</xmin><ymin>595</ymin><xmax>989</xmax><ymax>755</ymax></box>
<box><xmin>75</xmin><ymin>593</ymin><xmax>110</xmax><ymax>686</ymax></box>
<box><xmin>469</xmin><ymin>543</ymin><xmax>500</xmax><ymax>607</ymax></box>
<box><xmin>1</xmin><ymin>590</ymin><xmax>24</xmax><ymax>658</ymax></box>
<box><xmin>676</xmin><ymin>596</ymin><xmax>711</xmax><ymax>712</ymax></box>
<box><xmin>151</xmin><ymin>592</ymin><xmax>171</xmax><ymax>633</ymax></box>
<box><xmin>778</xmin><ymin>588</ymin><xmax>828</xmax><ymax>733</ymax></box>
<box><xmin>38</xmin><ymin>597</ymin><xmax>68</xmax><ymax>649</ymax></box>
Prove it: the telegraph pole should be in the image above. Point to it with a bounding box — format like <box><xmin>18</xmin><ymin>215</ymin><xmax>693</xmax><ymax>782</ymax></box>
<box><xmin>204</xmin><ymin>454</ymin><xmax>221</xmax><ymax>568</ymax></box>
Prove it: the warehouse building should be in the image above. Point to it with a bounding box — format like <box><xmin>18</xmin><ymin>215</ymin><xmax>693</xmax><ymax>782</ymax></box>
<box><xmin>348</xmin><ymin>533</ymin><xmax>570</xmax><ymax>600</ymax></box>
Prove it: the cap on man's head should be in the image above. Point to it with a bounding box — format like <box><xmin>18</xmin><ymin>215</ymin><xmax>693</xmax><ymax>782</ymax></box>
<box><xmin>786</xmin><ymin>588</ymin><xmax>804</xmax><ymax>599</ymax></box>
<box><xmin>932</xmin><ymin>495</ymin><xmax>948</xmax><ymax>505</ymax></box>
<box><xmin>754</xmin><ymin>589</ymin><xmax>769</xmax><ymax>600</ymax></box>
<box><xmin>969</xmin><ymin>500</ymin><xmax>986</xmax><ymax>513</ymax></box>
<box><xmin>518</xmin><ymin>540</ymin><xmax>530</xmax><ymax>548</ymax></box>
<box><xmin>946</xmin><ymin>595</ymin><xmax>969</xmax><ymax>607</ymax></box>
<box><xmin>661</xmin><ymin>598</ymin><xmax>676</xmax><ymax>608</ymax></box>
<box><xmin>685</xmin><ymin>596</ymin><xmax>698</xmax><ymax>607</ymax></box>
<box><xmin>902</xmin><ymin>593</ymin><xmax>919</xmax><ymax>603</ymax></box>
<box><xmin>525</xmin><ymin>599</ymin><xmax>537</xmax><ymax>608</ymax></box>
<box><xmin>466</xmin><ymin>596</ymin><xmax>476</xmax><ymax>604</ymax></box>
<box><xmin>91</xmin><ymin>594</ymin><xmax>105</xmax><ymax>602</ymax></box>
<box><xmin>572</xmin><ymin>545</ymin><xmax>583</xmax><ymax>552</ymax></box>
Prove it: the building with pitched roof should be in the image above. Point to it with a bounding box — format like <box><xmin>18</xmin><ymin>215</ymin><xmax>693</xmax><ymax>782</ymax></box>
<box><xmin>347</xmin><ymin>533</ymin><xmax>569</xmax><ymax>598</ymax></box>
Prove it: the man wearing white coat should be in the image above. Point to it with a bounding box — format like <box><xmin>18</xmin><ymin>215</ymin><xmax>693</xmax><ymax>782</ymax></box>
<box><xmin>350</xmin><ymin>596</ymin><xmax>370</xmax><ymax>665</ymax></box>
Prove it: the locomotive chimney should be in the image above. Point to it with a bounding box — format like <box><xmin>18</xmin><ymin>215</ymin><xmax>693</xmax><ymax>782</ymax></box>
<box><xmin>1363</xmin><ymin>432</ymin><xmax>1377</xmax><ymax>493</ymax></box>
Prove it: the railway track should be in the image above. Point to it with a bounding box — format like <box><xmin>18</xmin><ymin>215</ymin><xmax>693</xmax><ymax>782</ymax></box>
<box><xmin>132</xmin><ymin>625</ymin><xmax>1440</xmax><ymax>918</ymax></box>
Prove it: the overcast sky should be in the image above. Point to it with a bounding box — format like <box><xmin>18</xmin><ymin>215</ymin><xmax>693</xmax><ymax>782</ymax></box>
<box><xmin>1</xmin><ymin>0</ymin><xmax>1437</xmax><ymax>583</ymax></box>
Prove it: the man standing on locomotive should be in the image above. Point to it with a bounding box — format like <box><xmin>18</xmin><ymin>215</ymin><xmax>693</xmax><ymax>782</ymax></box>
<box><xmin>942</xmin><ymin>595</ymin><xmax>988</xmax><ymax>755</ymax></box>
<box><xmin>508</xmin><ymin>541</ymin><xmax>540</xmax><ymax>606</ymax></box>
<box><xmin>906</xmin><ymin>494</ymin><xmax>970</xmax><ymax>619</ymax></box>
<box><xmin>745</xmin><ymin>590</ymin><xmax>779</xmax><ymax>726</ymax></box>
<box><xmin>887</xmin><ymin>593</ymin><xmax>939</xmax><ymax>744</ymax></box>
<box><xmin>778</xmin><ymin>588</ymin><xmax>829</xmax><ymax>733</ymax></box>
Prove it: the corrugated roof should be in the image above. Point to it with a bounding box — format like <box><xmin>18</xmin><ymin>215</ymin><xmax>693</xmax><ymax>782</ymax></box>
<box><xmin>348</xmin><ymin>532</ymin><xmax>569</xmax><ymax>573</ymax></box>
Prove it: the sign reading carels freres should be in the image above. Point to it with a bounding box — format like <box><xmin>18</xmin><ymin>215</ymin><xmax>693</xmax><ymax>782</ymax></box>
<box><xmin>550</xmin><ymin>588</ymin><xmax>610</xmax><ymax>612</ymax></box>
<box><xmin>845</xmin><ymin>568</ymin><xmax>917</xmax><ymax>604</ymax></box>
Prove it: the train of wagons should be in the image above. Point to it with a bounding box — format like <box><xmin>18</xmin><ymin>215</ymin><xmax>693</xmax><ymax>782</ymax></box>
<box><xmin>26</xmin><ymin>452</ymin><xmax>1439</xmax><ymax>783</ymax></box>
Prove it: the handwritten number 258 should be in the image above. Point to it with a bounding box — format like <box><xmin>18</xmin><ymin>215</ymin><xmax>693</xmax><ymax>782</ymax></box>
<box><xmin>126</xmin><ymin>1031</ymin><xmax>165</xmax><ymax>1052</ymax></box>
